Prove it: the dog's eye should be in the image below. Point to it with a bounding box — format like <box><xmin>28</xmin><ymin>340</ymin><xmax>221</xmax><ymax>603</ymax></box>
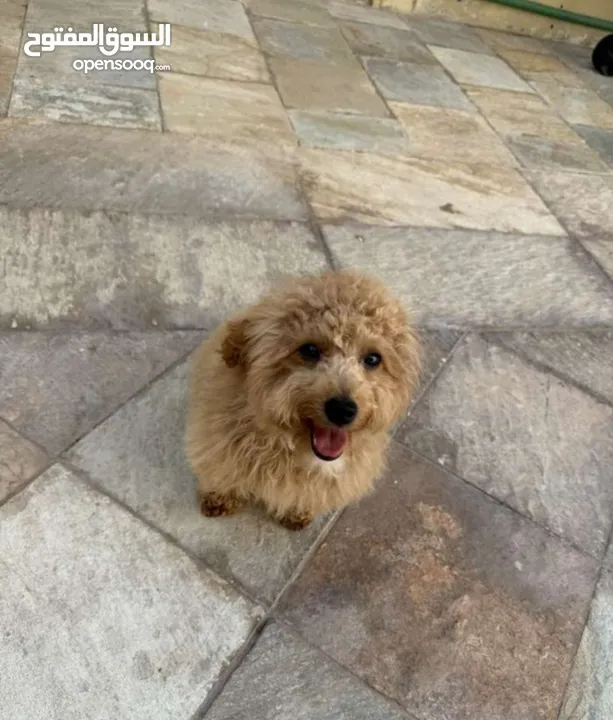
<box><xmin>363</xmin><ymin>352</ymin><xmax>382</xmax><ymax>368</ymax></box>
<box><xmin>298</xmin><ymin>343</ymin><xmax>321</xmax><ymax>362</ymax></box>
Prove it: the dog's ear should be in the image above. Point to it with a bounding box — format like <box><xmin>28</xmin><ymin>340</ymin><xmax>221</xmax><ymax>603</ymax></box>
<box><xmin>221</xmin><ymin>319</ymin><xmax>251</xmax><ymax>369</ymax></box>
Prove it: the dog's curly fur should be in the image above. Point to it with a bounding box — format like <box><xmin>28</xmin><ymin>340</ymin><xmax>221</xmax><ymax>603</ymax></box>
<box><xmin>185</xmin><ymin>272</ymin><xmax>421</xmax><ymax>530</ymax></box>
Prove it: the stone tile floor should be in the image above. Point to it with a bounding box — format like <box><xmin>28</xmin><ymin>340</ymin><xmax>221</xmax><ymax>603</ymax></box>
<box><xmin>1</xmin><ymin>0</ymin><xmax>613</xmax><ymax>717</ymax></box>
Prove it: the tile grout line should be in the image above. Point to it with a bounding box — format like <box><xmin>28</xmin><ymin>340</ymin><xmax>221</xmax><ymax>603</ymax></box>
<box><xmin>5</xmin><ymin>0</ymin><xmax>31</xmax><ymax>116</ymax></box>
<box><xmin>144</xmin><ymin>0</ymin><xmax>166</xmax><ymax>132</ymax></box>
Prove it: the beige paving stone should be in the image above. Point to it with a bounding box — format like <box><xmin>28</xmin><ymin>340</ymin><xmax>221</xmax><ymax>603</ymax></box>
<box><xmin>475</xmin><ymin>28</ymin><xmax>551</xmax><ymax>54</ymax></box>
<box><xmin>531</xmin><ymin>80</ymin><xmax>613</xmax><ymax>129</ymax></box>
<box><xmin>327</xmin><ymin>1</ymin><xmax>411</xmax><ymax>29</ymax></box>
<box><xmin>341</xmin><ymin>20</ymin><xmax>437</xmax><ymax>63</ymax></box>
<box><xmin>0</xmin><ymin>420</ymin><xmax>48</xmax><ymax>503</ymax></box>
<box><xmin>149</xmin><ymin>0</ymin><xmax>255</xmax><ymax>39</ymax></box>
<box><xmin>495</xmin><ymin>48</ymin><xmax>576</xmax><ymax>76</ymax></box>
<box><xmin>159</xmin><ymin>73</ymin><xmax>294</xmax><ymax>147</ymax></box>
<box><xmin>0</xmin><ymin>463</ymin><xmax>261</xmax><ymax>720</ymax></box>
<box><xmin>0</xmin><ymin>51</ymin><xmax>16</xmax><ymax>116</ymax></box>
<box><xmin>299</xmin><ymin>148</ymin><xmax>565</xmax><ymax>234</ymax></box>
<box><xmin>270</xmin><ymin>57</ymin><xmax>388</xmax><ymax>115</ymax></box>
<box><xmin>429</xmin><ymin>46</ymin><xmax>534</xmax><ymax>93</ymax></box>
<box><xmin>466</xmin><ymin>87</ymin><xmax>587</xmax><ymax>145</ymax></box>
<box><xmin>154</xmin><ymin>26</ymin><xmax>269</xmax><ymax>81</ymax></box>
<box><xmin>391</xmin><ymin>102</ymin><xmax>517</xmax><ymax>166</ymax></box>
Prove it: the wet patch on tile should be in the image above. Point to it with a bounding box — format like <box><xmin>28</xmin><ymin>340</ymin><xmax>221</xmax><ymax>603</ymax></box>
<box><xmin>279</xmin><ymin>442</ymin><xmax>599</xmax><ymax>720</ymax></box>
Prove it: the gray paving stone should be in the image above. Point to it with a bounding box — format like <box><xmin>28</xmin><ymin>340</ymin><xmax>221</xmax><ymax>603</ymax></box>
<box><xmin>341</xmin><ymin>21</ymin><xmax>437</xmax><ymax>63</ymax></box>
<box><xmin>505</xmin><ymin>134</ymin><xmax>611</xmax><ymax>174</ymax></box>
<box><xmin>253</xmin><ymin>18</ymin><xmax>357</xmax><ymax>66</ymax></box>
<box><xmin>490</xmin><ymin>331</ymin><xmax>613</xmax><ymax>406</ymax></box>
<box><xmin>66</xmin><ymin>362</ymin><xmax>331</xmax><ymax>604</ymax></box>
<box><xmin>0</xmin><ymin>331</ymin><xmax>202</xmax><ymax>454</ymax></box>
<box><xmin>559</xmin><ymin>570</ymin><xmax>613</xmax><ymax>720</ymax></box>
<box><xmin>0</xmin><ymin>420</ymin><xmax>48</xmax><ymax>504</ymax></box>
<box><xmin>149</xmin><ymin>0</ymin><xmax>255</xmax><ymax>39</ymax></box>
<box><xmin>280</xmin><ymin>443</ymin><xmax>598</xmax><ymax>720</ymax></box>
<box><xmin>9</xmin><ymin>79</ymin><xmax>161</xmax><ymax>130</ymax></box>
<box><xmin>406</xmin><ymin>15</ymin><xmax>494</xmax><ymax>54</ymax></box>
<box><xmin>398</xmin><ymin>334</ymin><xmax>613</xmax><ymax>557</ymax></box>
<box><xmin>323</xmin><ymin>226</ymin><xmax>613</xmax><ymax>327</ymax></box>
<box><xmin>429</xmin><ymin>46</ymin><xmax>534</xmax><ymax>93</ymax></box>
<box><xmin>0</xmin><ymin>120</ymin><xmax>306</xmax><ymax>219</ymax></box>
<box><xmin>25</xmin><ymin>0</ymin><xmax>147</xmax><ymax>31</ymax></box>
<box><xmin>0</xmin><ymin>463</ymin><xmax>260</xmax><ymax>720</ymax></box>
<box><xmin>289</xmin><ymin>110</ymin><xmax>407</xmax><ymax>153</ymax></box>
<box><xmin>247</xmin><ymin>0</ymin><xmax>336</xmax><ymax>27</ymax></box>
<box><xmin>527</xmin><ymin>170</ymin><xmax>613</xmax><ymax>238</ymax></box>
<box><xmin>574</xmin><ymin>124</ymin><xmax>613</xmax><ymax>167</ymax></box>
<box><xmin>206</xmin><ymin>623</ymin><xmax>410</xmax><ymax>719</ymax></box>
<box><xmin>583</xmin><ymin>239</ymin><xmax>613</xmax><ymax>284</ymax></box>
<box><xmin>412</xmin><ymin>329</ymin><xmax>461</xmax><ymax>405</ymax></box>
<box><xmin>0</xmin><ymin>210</ymin><xmax>326</xmax><ymax>329</ymax></box>
<box><xmin>364</xmin><ymin>58</ymin><xmax>475</xmax><ymax>110</ymax></box>
<box><xmin>327</xmin><ymin>2</ymin><xmax>411</xmax><ymax>30</ymax></box>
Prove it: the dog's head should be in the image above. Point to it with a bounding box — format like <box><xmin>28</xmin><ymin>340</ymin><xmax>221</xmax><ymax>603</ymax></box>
<box><xmin>221</xmin><ymin>272</ymin><xmax>421</xmax><ymax>463</ymax></box>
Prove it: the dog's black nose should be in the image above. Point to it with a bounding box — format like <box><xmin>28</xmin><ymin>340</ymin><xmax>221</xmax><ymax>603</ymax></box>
<box><xmin>324</xmin><ymin>396</ymin><xmax>358</xmax><ymax>427</ymax></box>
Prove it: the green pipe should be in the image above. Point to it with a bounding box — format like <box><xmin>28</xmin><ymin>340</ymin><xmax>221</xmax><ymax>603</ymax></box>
<box><xmin>486</xmin><ymin>0</ymin><xmax>613</xmax><ymax>33</ymax></box>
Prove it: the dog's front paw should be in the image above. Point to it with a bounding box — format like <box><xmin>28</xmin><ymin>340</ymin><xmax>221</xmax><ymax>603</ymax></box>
<box><xmin>277</xmin><ymin>512</ymin><xmax>313</xmax><ymax>531</ymax></box>
<box><xmin>200</xmin><ymin>492</ymin><xmax>244</xmax><ymax>517</ymax></box>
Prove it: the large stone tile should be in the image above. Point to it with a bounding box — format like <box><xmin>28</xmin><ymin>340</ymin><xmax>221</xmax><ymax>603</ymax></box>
<box><xmin>428</xmin><ymin>46</ymin><xmax>534</xmax><ymax>93</ymax></box>
<box><xmin>66</xmin><ymin>362</ymin><xmax>330</xmax><ymax>604</ymax></box>
<box><xmin>491</xmin><ymin>331</ymin><xmax>613</xmax><ymax>407</ymax></box>
<box><xmin>300</xmin><ymin>149</ymin><xmax>565</xmax><ymax>234</ymax></box>
<box><xmin>0</xmin><ymin>120</ymin><xmax>306</xmax><ymax>219</ymax></box>
<box><xmin>506</xmin><ymin>135</ymin><xmax>611</xmax><ymax>174</ymax></box>
<box><xmin>206</xmin><ymin>623</ymin><xmax>410</xmax><ymax>719</ymax></box>
<box><xmin>154</xmin><ymin>25</ymin><xmax>269</xmax><ymax>82</ymax></box>
<box><xmin>365</xmin><ymin>58</ymin><xmax>475</xmax><ymax>111</ymax></box>
<box><xmin>25</xmin><ymin>0</ymin><xmax>146</xmax><ymax>31</ymax></box>
<box><xmin>530</xmin><ymin>80</ymin><xmax>613</xmax><ymax>129</ymax></box>
<box><xmin>528</xmin><ymin>170</ymin><xmax>613</xmax><ymax>238</ymax></box>
<box><xmin>390</xmin><ymin>102</ymin><xmax>517</xmax><ymax>166</ymax></box>
<box><xmin>253</xmin><ymin>18</ymin><xmax>356</xmax><ymax>66</ymax></box>
<box><xmin>559</xmin><ymin>570</ymin><xmax>613</xmax><ymax>720</ymax></box>
<box><xmin>412</xmin><ymin>330</ymin><xmax>462</xmax><ymax>404</ymax></box>
<box><xmin>0</xmin><ymin>332</ymin><xmax>202</xmax><ymax>453</ymax></box>
<box><xmin>583</xmin><ymin>239</ymin><xmax>613</xmax><ymax>284</ymax></box>
<box><xmin>406</xmin><ymin>15</ymin><xmax>493</xmax><ymax>54</ymax></box>
<box><xmin>574</xmin><ymin>124</ymin><xmax>613</xmax><ymax>167</ymax></box>
<box><xmin>270</xmin><ymin>57</ymin><xmax>388</xmax><ymax>115</ymax></box>
<box><xmin>0</xmin><ymin>463</ymin><xmax>260</xmax><ymax>720</ymax></box>
<box><xmin>279</xmin><ymin>443</ymin><xmax>599</xmax><ymax>720</ymax></box>
<box><xmin>495</xmin><ymin>48</ymin><xmax>578</xmax><ymax>81</ymax></box>
<box><xmin>466</xmin><ymin>87</ymin><xmax>586</xmax><ymax>144</ymax></box>
<box><xmin>475</xmin><ymin>28</ymin><xmax>551</xmax><ymax>54</ymax></box>
<box><xmin>341</xmin><ymin>21</ymin><xmax>437</xmax><ymax>63</ymax></box>
<box><xmin>289</xmin><ymin>110</ymin><xmax>407</xmax><ymax>153</ymax></box>
<box><xmin>9</xmin><ymin>78</ymin><xmax>161</xmax><ymax>130</ymax></box>
<box><xmin>0</xmin><ymin>210</ymin><xmax>326</xmax><ymax>329</ymax></box>
<box><xmin>149</xmin><ymin>0</ymin><xmax>254</xmax><ymax>39</ymax></box>
<box><xmin>247</xmin><ymin>0</ymin><xmax>336</xmax><ymax>27</ymax></box>
<box><xmin>398</xmin><ymin>334</ymin><xmax>613</xmax><ymax>556</ymax></box>
<box><xmin>159</xmin><ymin>74</ymin><xmax>294</xmax><ymax>148</ymax></box>
<box><xmin>324</xmin><ymin>226</ymin><xmax>613</xmax><ymax>327</ymax></box>
<box><xmin>327</xmin><ymin>2</ymin><xmax>410</xmax><ymax>30</ymax></box>
<box><xmin>0</xmin><ymin>420</ymin><xmax>48</xmax><ymax>503</ymax></box>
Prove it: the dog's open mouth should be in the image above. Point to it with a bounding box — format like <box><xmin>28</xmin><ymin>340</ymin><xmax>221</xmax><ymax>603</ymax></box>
<box><xmin>309</xmin><ymin>423</ymin><xmax>348</xmax><ymax>461</ymax></box>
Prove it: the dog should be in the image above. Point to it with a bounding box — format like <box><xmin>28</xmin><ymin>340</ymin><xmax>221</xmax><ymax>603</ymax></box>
<box><xmin>185</xmin><ymin>272</ymin><xmax>421</xmax><ymax>531</ymax></box>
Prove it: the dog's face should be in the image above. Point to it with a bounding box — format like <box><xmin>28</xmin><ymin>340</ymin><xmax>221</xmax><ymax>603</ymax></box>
<box><xmin>221</xmin><ymin>273</ymin><xmax>420</xmax><ymax>464</ymax></box>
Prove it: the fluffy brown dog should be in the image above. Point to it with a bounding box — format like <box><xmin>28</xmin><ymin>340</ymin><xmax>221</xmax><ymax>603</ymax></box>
<box><xmin>185</xmin><ymin>272</ymin><xmax>420</xmax><ymax>530</ymax></box>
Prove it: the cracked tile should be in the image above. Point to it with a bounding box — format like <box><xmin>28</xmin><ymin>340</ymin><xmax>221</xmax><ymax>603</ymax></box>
<box><xmin>0</xmin><ymin>463</ymin><xmax>260</xmax><ymax>720</ymax></box>
<box><xmin>206</xmin><ymin>623</ymin><xmax>409</xmax><ymax>720</ymax></box>
<box><xmin>66</xmin><ymin>362</ymin><xmax>330</xmax><ymax>604</ymax></box>
<box><xmin>324</xmin><ymin>226</ymin><xmax>613</xmax><ymax>327</ymax></box>
<box><xmin>398</xmin><ymin>333</ymin><xmax>613</xmax><ymax>556</ymax></box>
<box><xmin>279</xmin><ymin>442</ymin><xmax>598</xmax><ymax>720</ymax></box>
<box><xmin>0</xmin><ymin>420</ymin><xmax>48</xmax><ymax>503</ymax></box>
<box><xmin>0</xmin><ymin>331</ymin><xmax>202</xmax><ymax>453</ymax></box>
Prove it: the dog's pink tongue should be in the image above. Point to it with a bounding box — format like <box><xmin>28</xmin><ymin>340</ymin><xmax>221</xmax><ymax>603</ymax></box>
<box><xmin>313</xmin><ymin>427</ymin><xmax>347</xmax><ymax>459</ymax></box>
